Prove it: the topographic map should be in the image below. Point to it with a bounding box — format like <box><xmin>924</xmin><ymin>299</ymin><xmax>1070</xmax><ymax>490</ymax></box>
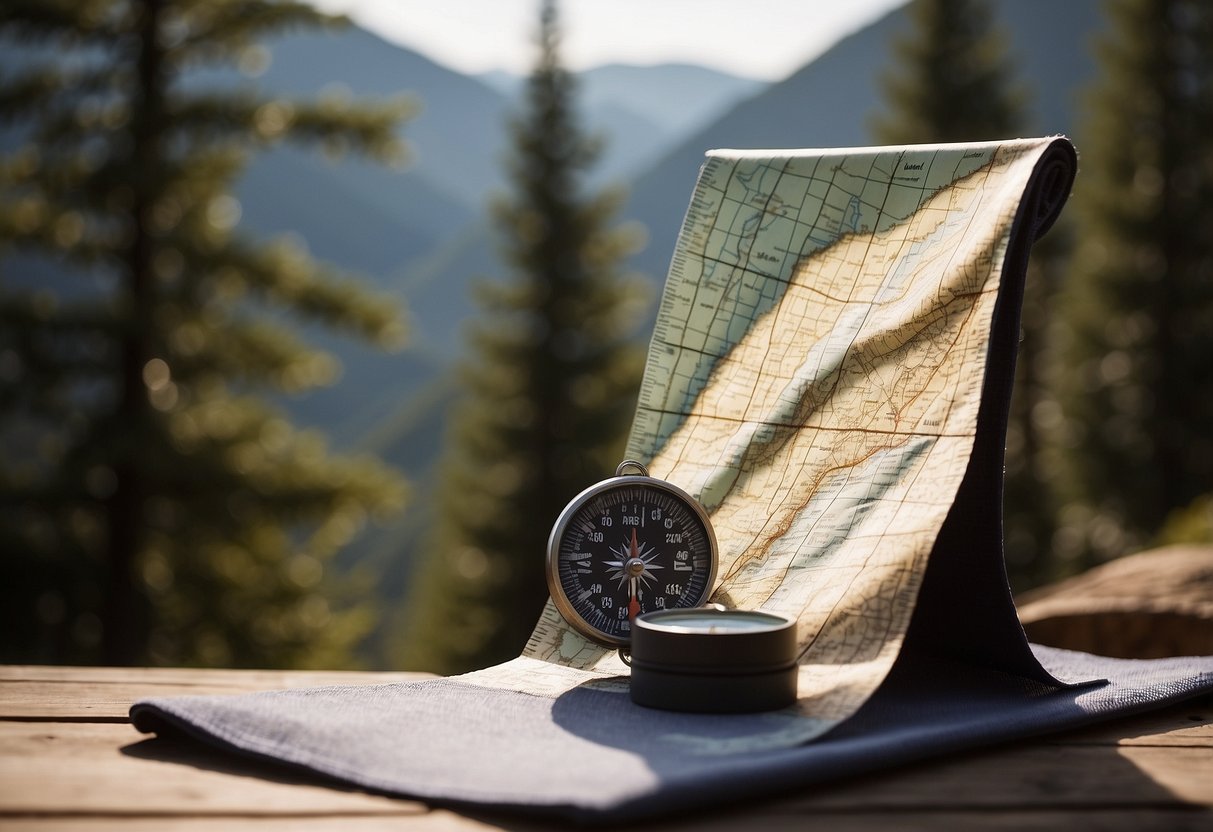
<box><xmin>120</xmin><ymin>132</ymin><xmax>1211</xmax><ymax>822</ymax></box>
<box><xmin>465</xmin><ymin>137</ymin><xmax>1075</xmax><ymax>746</ymax></box>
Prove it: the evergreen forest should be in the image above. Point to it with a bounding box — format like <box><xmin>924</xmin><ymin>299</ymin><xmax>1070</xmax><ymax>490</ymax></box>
<box><xmin>1</xmin><ymin>0</ymin><xmax>1208</xmax><ymax>672</ymax></box>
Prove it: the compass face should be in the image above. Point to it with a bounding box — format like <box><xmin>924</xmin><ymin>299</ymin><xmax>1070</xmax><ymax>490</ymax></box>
<box><xmin>546</xmin><ymin>475</ymin><xmax>717</xmax><ymax>646</ymax></box>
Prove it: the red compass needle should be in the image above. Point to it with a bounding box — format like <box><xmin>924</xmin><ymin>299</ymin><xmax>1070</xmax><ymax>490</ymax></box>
<box><xmin>628</xmin><ymin>528</ymin><xmax>642</xmax><ymax>621</ymax></box>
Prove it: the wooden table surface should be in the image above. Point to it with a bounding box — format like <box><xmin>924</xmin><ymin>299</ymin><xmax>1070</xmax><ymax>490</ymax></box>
<box><xmin>1</xmin><ymin>664</ymin><xmax>1210</xmax><ymax>831</ymax></box>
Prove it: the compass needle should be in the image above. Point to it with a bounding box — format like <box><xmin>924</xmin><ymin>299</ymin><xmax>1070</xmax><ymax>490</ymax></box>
<box><xmin>546</xmin><ymin>460</ymin><xmax>718</xmax><ymax>647</ymax></box>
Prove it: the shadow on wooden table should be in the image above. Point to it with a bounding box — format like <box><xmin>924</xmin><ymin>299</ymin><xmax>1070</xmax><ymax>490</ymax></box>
<box><xmin>121</xmin><ymin>731</ymin><xmax>380</xmax><ymax>796</ymax></box>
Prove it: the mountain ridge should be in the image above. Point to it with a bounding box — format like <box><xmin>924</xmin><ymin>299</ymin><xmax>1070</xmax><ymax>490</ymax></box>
<box><xmin>622</xmin><ymin>0</ymin><xmax>1104</xmax><ymax>283</ymax></box>
<box><xmin>1</xmin><ymin>2</ymin><xmax>1112</xmax><ymax>666</ymax></box>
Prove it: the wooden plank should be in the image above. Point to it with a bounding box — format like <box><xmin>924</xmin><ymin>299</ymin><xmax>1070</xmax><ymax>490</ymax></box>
<box><xmin>0</xmin><ymin>667</ymin><xmax>434</xmax><ymax>721</ymax></box>
<box><xmin>679</xmin><ymin>808</ymin><xmax>1213</xmax><ymax>832</ymax></box>
<box><xmin>1044</xmin><ymin>696</ymin><xmax>1213</xmax><ymax>747</ymax></box>
<box><xmin>0</xmin><ymin>722</ymin><xmax>424</xmax><ymax>816</ymax></box>
<box><xmin>2</xmin><ymin>718</ymin><xmax>1210</xmax><ymax>818</ymax></box>
<box><xmin>5</xmin><ymin>665</ymin><xmax>1209</xmax><ymax>743</ymax></box>
<box><xmin>2</xmin><ymin>667</ymin><xmax>1209</xmax><ymax>832</ymax></box>
<box><xmin>0</xmin><ymin>665</ymin><xmax>432</xmax><ymax>687</ymax></box>
<box><xmin>779</xmin><ymin>743</ymin><xmax>1213</xmax><ymax>811</ymax></box>
<box><xmin>4</xmin><ymin>809</ymin><xmax>1213</xmax><ymax>832</ymax></box>
<box><xmin>1116</xmin><ymin>745</ymin><xmax>1213</xmax><ymax>806</ymax></box>
<box><xmin>0</xmin><ymin>819</ymin><xmax>497</xmax><ymax>832</ymax></box>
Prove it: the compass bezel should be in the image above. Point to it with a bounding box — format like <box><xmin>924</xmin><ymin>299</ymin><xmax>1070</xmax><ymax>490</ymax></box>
<box><xmin>545</xmin><ymin>472</ymin><xmax>718</xmax><ymax>647</ymax></box>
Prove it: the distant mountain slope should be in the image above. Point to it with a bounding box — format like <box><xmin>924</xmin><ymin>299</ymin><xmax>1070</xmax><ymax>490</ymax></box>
<box><xmin>2</xmin><ymin>5</ymin><xmax>1111</xmax><ymax>666</ymax></box>
<box><xmin>347</xmin><ymin>0</ymin><xmax>1109</xmax><ymax>666</ymax></box>
<box><xmin>373</xmin><ymin>60</ymin><xmax>770</xmax><ymax>359</ymax></box>
<box><xmin>225</xmin><ymin>26</ymin><xmax>514</xmax><ymax>440</ymax></box>
<box><xmin>377</xmin><ymin>0</ymin><xmax>1109</xmax><ymax>442</ymax></box>
<box><xmin>580</xmin><ymin>63</ymin><xmax>766</xmax><ymax>139</ymax></box>
<box><xmin>237</xmin><ymin>147</ymin><xmax>470</xmax><ymax>280</ymax></box>
<box><xmin>259</xmin><ymin>25</ymin><xmax>511</xmax><ymax>210</ymax></box>
<box><xmin>583</xmin><ymin>63</ymin><xmax>766</xmax><ymax>181</ymax></box>
<box><xmin>478</xmin><ymin>63</ymin><xmax>767</xmax><ymax>183</ymax></box>
<box><xmin>240</xmin><ymin>37</ymin><xmax>773</xmax><ymax>379</ymax></box>
<box><xmin>622</xmin><ymin>0</ymin><xmax>1105</xmax><ymax>283</ymax></box>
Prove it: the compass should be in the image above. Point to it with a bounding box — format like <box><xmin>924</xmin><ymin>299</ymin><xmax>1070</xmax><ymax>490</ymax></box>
<box><xmin>546</xmin><ymin>460</ymin><xmax>718</xmax><ymax>647</ymax></box>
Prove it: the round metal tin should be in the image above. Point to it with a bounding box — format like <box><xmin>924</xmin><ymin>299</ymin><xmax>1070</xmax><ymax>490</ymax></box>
<box><xmin>629</xmin><ymin>609</ymin><xmax>798</xmax><ymax>713</ymax></box>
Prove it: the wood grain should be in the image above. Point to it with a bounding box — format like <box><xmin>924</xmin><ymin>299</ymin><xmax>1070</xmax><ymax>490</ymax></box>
<box><xmin>0</xmin><ymin>722</ymin><xmax>423</xmax><ymax>816</ymax></box>
<box><xmin>0</xmin><ymin>667</ymin><xmax>434</xmax><ymax>721</ymax></box>
<box><xmin>0</xmin><ymin>665</ymin><xmax>1209</xmax><ymax>831</ymax></box>
<box><xmin>4</xmin><ymin>810</ymin><xmax>1213</xmax><ymax>832</ymax></box>
<box><xmin>1</xmin><ymin>705</ymin><xmax>1209</xmax><ymax>819</ymax></box>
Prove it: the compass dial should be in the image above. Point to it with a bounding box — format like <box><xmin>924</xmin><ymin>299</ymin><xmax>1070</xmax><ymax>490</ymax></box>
<box><xmin>546</xmin><ymin>466</ymin><xmax>717</xmax><ymax>647</ymax></box>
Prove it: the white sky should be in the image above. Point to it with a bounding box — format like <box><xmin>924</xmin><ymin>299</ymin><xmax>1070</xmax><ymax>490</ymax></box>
<box><xmin>307</xmin><ymin>0</ymin><xmax>907</xmax><ymax>81</ymax></box>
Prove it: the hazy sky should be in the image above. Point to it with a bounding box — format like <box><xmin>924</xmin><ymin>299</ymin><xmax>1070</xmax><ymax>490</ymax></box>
<box><xmin>307</xmin><ymin>0</ymin><xmax>907</xmax><ymax>80</ymax></box>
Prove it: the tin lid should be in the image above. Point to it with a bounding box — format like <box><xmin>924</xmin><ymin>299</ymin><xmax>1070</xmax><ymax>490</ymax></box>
<box><xmin>630</xmin><ymin>609</ymin><xmax>797</xmax><ymax>675</ymax></box>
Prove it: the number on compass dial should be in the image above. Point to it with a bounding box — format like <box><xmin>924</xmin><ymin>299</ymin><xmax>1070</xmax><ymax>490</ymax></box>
<box><xmin>549</xmin><ymin>481</ymin><xmax>715</xmax><ymax>646</ymax></box>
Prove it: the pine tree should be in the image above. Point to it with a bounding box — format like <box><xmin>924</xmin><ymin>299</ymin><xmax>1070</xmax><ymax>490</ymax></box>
<box><xmin>1002</xmin><ymin>227</ymin><xmax>1071</xmax><ymax>587</ymax></box>
<box><xmin>873</xmin><ymin>0</ymin><xmax>1025</xmax><ymax>144</ymax></box>
<box><xmin>400</xmin><ymin>0</ymin><xmax>646</xmax><ymax>674</ymax></box>
<box><xmin>0</xmin><ymin>0</ymin><xmax>411</xmax><ymax>667</ymax></box>
<box><xmin>873</xmin><ymin>0</ymin><xmax>1069</xmax><ymax>587</ymax></box>
<box><xmin>1052</xmin><ymin>0</ymin><xmax>1213</xmax><ymax>567</ymax></box>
